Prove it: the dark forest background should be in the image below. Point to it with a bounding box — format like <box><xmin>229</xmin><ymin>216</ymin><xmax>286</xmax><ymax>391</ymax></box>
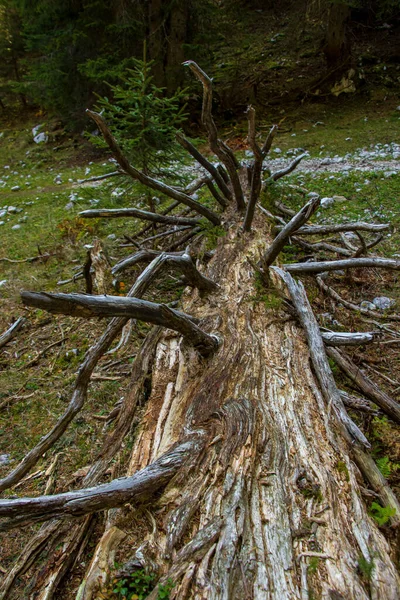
<box><xmin>0</xmin><ymin>0</ymin><xmax>399</xmax><ymax>126</ymax></box>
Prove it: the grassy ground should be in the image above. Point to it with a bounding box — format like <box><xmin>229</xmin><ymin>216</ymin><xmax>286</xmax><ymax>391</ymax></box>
<box><xmin>1</xmin><ymin>99</ymin><xmax>400</xmax><ymax>593</ymax></box>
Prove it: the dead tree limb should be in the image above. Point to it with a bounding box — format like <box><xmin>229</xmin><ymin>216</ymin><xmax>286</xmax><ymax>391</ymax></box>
<box><xmin>339</xmin><ymin>390</ymin><xmax>379</xmax><ymax>415</ymax></box>
<box><xmin>184</xmin><ymin>61</ymin><xmax>245</xmax><ymax>210</ymax></box>
<box><xmin>140</xmin><ymin>226</ymin><xmax>192</xmax><ymax>245</ymax></box>
<box><xmin>0</xmin><ymin>318</ymin><xmax>25</xmax><ymax>350</ymax></box>
<box><xmin>242</xmin><ymin>108</ymin><xmax>278</xmax><ymax>232</ymax></box>
<box><xmin>261</xmin><ymin>196</ymin><xmax>320</xmax><ymax>267</ymax></box>
<box><xmin>269</xmin><ymin>153</ymin><xmax>308</xmax><ymax>182</ymax></box>
<box><xmin>176</xmin><ymin>133</ymin><xmax>232</xmax><ymax>202</ymax></box>
<box><xmin>86</xmin><ymin>110</ymin><xmax>221</xmax><ymax>225</ymax></box>
<box><xmin>293</xmin><ymin>237</ymin><xmax>353</xmax><ymax>257</ymax></box>
<box><xmin>21</xmin><ymin>292</ymin><xmax>218</xmax><ymax>356</ymax></box>
<box><xmin>79</xmin><ymin>207</ymin><xmax>201</xmax><ymax>227</ymax></box>
<box><xmin>321</xmin><ymin>331</ymin><xmax>379</xmax><ymax>346</ymax></box>
<box><xmin>273</xmin><ymin>267</ymin><xmax>370</xmax><ymax>448</ymax></box>
<box><xmin>279</xmin><ymin>222</ymin><xmax>390</xmax><ymax>236</ymax></box>
<box><xmin>77</xmin><ymin>171</ymin><xmax>123</xmax><ymax>184</ymax></box>
<box><xmin>326</xmin><ymin>347</ymin><xmax>400</xmax><ymax>424</ymax></box>
<box><xmin>284</xmin><ymin>257</ymin><xmax>400</xmax><ymax>275</ymax></box>
<box><xmin>0</xmin><ymin>434</ymin><xmax>206</xmax><ymax>530</ymax></box>
<box><xmin>316</xmin><ymin>276</ymin><xmax>400</xmax><ymax>321</ymax></box>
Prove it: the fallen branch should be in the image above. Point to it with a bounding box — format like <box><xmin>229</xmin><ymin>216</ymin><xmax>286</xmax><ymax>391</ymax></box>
<box><xmin>273</xmin><ymin>267</ymin><xmax>370</xmax><ymax>448</ymax></box>
<box><xmin>261</xmin><ymin>196</ymin><xmax>320</xmax><ymax>267</ymax></box>
<box><xmin>269</xmin><ymin>153</ymin><xmax>308</xmax><ymax>182</ymax></box>
<box><xmin>339</xmin><ymin>390</ymin><xmax>379</xmax><ymax>415</ymax></box>
<box><xmin>284</xmin><ymin>257</ymin><xmax>400</xmax><ymax>275</ymax></box>
<box><xmin>0</xmin><ymin>317</ymin><xmax>25</xmax><ymax>350</ymax></box>
<box><xmin>280</xmin><ymin>222</ymin><xmax>390</xmax><ymax>236</ymax></box>
<box><xmin>293</xmin><ymin>237</ymin><xmax>352</xmax><ymax>257</ymax></box>
<box><xmin>321</xmin><ymin>331</ymin><xmax>379</xmax><ymax>346</ymax></box>
<box><xmin>77</xmin><ymin>170</ymin><xmax>123</xmax><ymax>184</ymax></box>
<box><xmin>326</xmin><ymin>347</ymin><xmax>400</xmax><ymax>424</ymax></box>
<box><xmin>79</xmin><ymin>207</ymin><xmax>201</xmax><ymax>227</ymax></box>
<box><xmin>316</xmin><ymin>276</ymin><xmax>400</xmax><ymax>321</ymax></box>
<box><xmin>0</xmin><ymin>434</ymin><xmax>206</xmax><ymax>529</ymax></box>
<box><xmin>86</xmin><ymin>110</ymin><xmax>221</xmax><ymax>225</ymax></box>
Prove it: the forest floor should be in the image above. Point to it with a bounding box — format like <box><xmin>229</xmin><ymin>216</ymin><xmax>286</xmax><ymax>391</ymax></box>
<box><xmin>0</xmin><ymin>96</ymin><xmax>400</xmax><ymax>596</ymax></box>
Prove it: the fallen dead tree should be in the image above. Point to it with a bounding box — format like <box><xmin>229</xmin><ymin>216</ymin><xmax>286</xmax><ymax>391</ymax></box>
<box><xmin>1</xmin><ymin>62</ymin><xmax>400</xmax><ymax>600</ymax></box>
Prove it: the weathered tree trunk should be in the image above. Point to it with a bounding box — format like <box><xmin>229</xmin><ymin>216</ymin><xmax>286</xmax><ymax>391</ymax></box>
<box><xmin>75</xmin><ymin>220</ymin><xmax>399</xmax><ymax>599</ymax></box>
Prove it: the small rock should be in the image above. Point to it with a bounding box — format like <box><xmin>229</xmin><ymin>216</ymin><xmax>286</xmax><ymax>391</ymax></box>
<box><xmin>64</xmin><ymin>202</ymin><xmax>74</xmax><ymax>211</ymax></box>
<box><xmin>332</xmin><ymin>195</ymin><xmax>347</xmax><ymax>203</ymax></box>
<box><xmin>0</xmin><ymin>221</ymin><xmax>4</xmax><ymax>226</ymax></box>
<box><xmin>373</xmin><ymin>296</ymin><xmax>396</xmax><ymax>311</ymax></box>
<box><xmin>0</xmin><ymin>280</ymin><xmax>7</xmax><ymax>287</ymax></box>
<box><xmin>360</xmin><ymin>301</ymin><xmax>376</xmax><ymax>311</ymax></box>
<box><xmin>7</xmin><ymin>206</ymin><xmax>18</xmax><ymax>213</ymax></box>
<box><xmin>321</xmin><ymin>197</ymin><xmax>334</xmax><ymax>208</ymax></box>
<box><xmin>274</xmin><ymin>148</ymin><xmax>282</xmax><ymax>154</ymax></box>
<box><xmin>11</xmin><ymin>185</ymin><xmax>20</xmax><ymax>192</ymax></box>
<box><xmin>107</xmin><ymin>234</ymin><xmax>116</xmax><ymax>240</ymax></box>
<box><xmin>307</xmin><ymin>192</ymin><xmax>319</xmax><ymax>199</ymax></box>
<box><xmin>0</xmin><ymin>209</ymin><xmax>6</xmax><ymax>218</ymax></box>
<box><xmin>11</xmin><ymin>224</ymin><xmax>21</xmax><ymax>230</ymax></box>
<box><xmin>0</xmin><ymin>454</ymin><xmax>11</xmax><ymax>466</ymax></box>
<box><xmin>33</xmin><ymin>132</ymin><xmax>48</xmax><ymax>144</ymax></box>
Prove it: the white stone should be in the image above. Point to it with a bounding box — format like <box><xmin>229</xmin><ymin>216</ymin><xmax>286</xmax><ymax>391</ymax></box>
<box><xmin>33</xmin><ymin>132</ymin><xmax>48</xmax><ymax>144</ymax></box>
<box><xmin>373</xmin><ymin>296</ymin><xmax>396</xmax><ymax>311</ymax></box>
<box><xmin>11</xmin><ymin>224</ymin><xmax>21</xmax><ymax>230</ymax></box>
<box><xmin>320</xmin><ymin>197</ymin><xmax>334</xmax><ymax>208</ymax></box>
<box><xmin>11</xmin><ymin>185</ymin><xmax>20</xmax><ymax>192</ymax></box>
<box><xmin>360</xmin><ymin>301</ymin><xmax>376</xmax><ymax>311</ymax></box>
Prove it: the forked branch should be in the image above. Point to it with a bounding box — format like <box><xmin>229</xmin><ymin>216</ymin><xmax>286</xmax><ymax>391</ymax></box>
<box><xmin>243</xmin><ymin>106</ymin><xmax>278</xmax><ymax>232</ymax></box>
<box><xmin>183</xmin><ymin>61</ymin><xmax>245</xmax><ymax>210</ymax></box>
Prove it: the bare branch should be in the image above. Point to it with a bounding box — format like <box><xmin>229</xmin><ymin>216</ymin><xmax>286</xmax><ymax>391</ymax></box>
<box><xmin>269</xmin><ymin>153</ymin><xmax>308</xmax><ymax>182</ymax></box>
<box><xmin>339</xmin><ymin>390</ymin><xmax>379</xmax><ymax>415</ymax></box>
<box><xmin>321</xmin><ymin>331</ymin><xmax>379</xmax><ymax>346</ymax></box>
<box><xmin>86</xmin><ymin>110</ymin><xmax>221</xmax><ymax>225</ymax></box>
<box><xmin>284</xmin><ymin>257</ymin><xmax>400</xmax><ymax>275</ymax></box>
<box><xmin>261</xmin><ymin>196</ymin><xmax>320</xmax><ymax>267</ymax></box>
<box><xmin>326</xmin><ymin>347</ymin><xmax>400</xmax><ymax>424</ymax></box>
<box><xmin>293</xmin><ymin>237</ymin><xmax>352</xmax><ymax>257</ymax></box>
<box><xmin>183</xmin><ymin>61</ymin><xmax>245</xmax><ymax>210</ymax></box>
<box><xmin>280</xmin><ymin>222</ymin><xmax>390</xmax><ymax>236</ymax></box>
<box><xmin>176</xmin><ymin>133</ymin><xmax>232</xmax><ymax>202</ymax></box>
<box><xmin>21</xmin><ymin>292</ymin><xmax>218</xmax><ymax>356</ymax></box>
<box><xmin>0</xmin><ymin>318</ymin><xmax>25</xmax><ymax>350</ymax></box>
<box><xmin>77</xmin><ymin>170</ymin><xmax>123</xmax><ymax>184</ymax></box>
<box><xmin>79</xmin><ymin>207</ymin><xmax>201</xmax><ymax>227</ymax></box>
<box><xmin>0</xmin><ymin>434</ymin><xmax>206</xmax><ymax>530</ymax></box>
<box><xmin>273</xmin><ymin>267</ymin><xmax>370</xmax><ymax>448</ymax></box>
